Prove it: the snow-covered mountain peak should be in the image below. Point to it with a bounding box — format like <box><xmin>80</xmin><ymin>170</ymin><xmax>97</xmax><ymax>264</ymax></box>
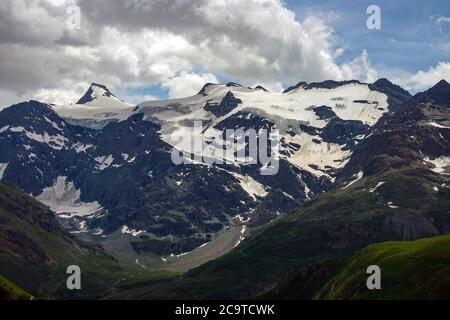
<box><xmin>254</xmin><ymin>85</ymin><xmax>269</xmax><ymax>92</ymax></box>
<box><xmin>282</xmin><ymin>81</ymin><xmax>308</xmax><ymax>94</ymax></box>
<box><xmin>196</xmin><ymin>82</ymin><xmax>256</xmax><ymax>97</ymax></box>
<box><xmin>198</xmin><ymin>83</ymin><xmax>220</xmax><ymax>96</ymax></box>
<box><xmin>226</xmin><ymin>82</ymin><xmax>244</xmax><ymax>88</ymax></box>
<box><xmin>76</xmin><ymin>83</ymin><xmax>122</xmax><ymax>105</ymax></box>
<box><xmin>50</xmin><ymin>84</ymin><xmax>135</xmax><ymax>129</ymax></box>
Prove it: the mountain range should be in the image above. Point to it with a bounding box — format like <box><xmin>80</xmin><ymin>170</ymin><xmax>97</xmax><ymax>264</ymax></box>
<box><xmin>0</xmin><ymin>78</ymin><xmax>450</xmax><ymax>299</ymax></box>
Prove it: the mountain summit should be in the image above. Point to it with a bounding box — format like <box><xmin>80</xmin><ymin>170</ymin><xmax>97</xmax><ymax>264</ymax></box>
<box><xmin>52</xmin><ymin>83</ymin><xmax>134</xmax><ymax>129</ymax></box>
<box><xmin>409</xmin><ymin>79</ymin><xmax>450</xmax><ymax>106</ymax></box>
<box><xmin>423</xmin><ymin>79</ymin><xmax>450</xmax><ymax>104</ymax></box>
<box><xmin>76</xmin><ymin>83</ymin><xmax>123</xmax><ymax>105</ymax></box>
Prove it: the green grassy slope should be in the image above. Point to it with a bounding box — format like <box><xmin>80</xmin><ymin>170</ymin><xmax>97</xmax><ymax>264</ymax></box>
<box><xmin>0</xmin><ymin>275</ymin><xmax>33</xmax><ymax>300</ymax></box>
<box><xmin>317</xmin><ymin>235</ymin><xmax>450</xmax><ymax>299</ymax></box>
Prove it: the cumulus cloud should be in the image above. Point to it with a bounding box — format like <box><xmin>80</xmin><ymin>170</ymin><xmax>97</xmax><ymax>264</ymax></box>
<box><xmin>341</xmin><ymin>50</ymin><xmax>379</xmax><ymax>83</ymax></box>
<box><xmin>344</xmin><ymin>52</ymin><xmax>450</xmax><ymax>93</ymax></box>
<box><xmin>162</xmin><ymin>72</ymin><xmax>219</xmax><ymax>99</ymax></box>
<box><xmin>436</xmin><ymin>16</ymin><xmax>450</xmax><ymax>34</ymax></box>
<box><xmin>402</xmin><ymin>62</ymin><xmax>450</xmax><ymax>92</ymax></box>
<box><xmin>437</xmin><ymin>16</ymin><xmax>450</xmax><ymax>24</ymax></box>
<box><xmin>0</xmin><ymin>0</ymin><xmax>447</xmax><ymax>106</ymax></box>
<box><xmin>32</xmin><ymin>81</ymin><xmax>89</xmax><ymax>106</ymax></box>
<box><xmin>0</xmin><ymin>0</ymin><xmax>363</xmax><ymax>105</ymax></box>
<box><xmin>77</xmin><ymin>0</ymin><xmax>358</xmax><ymax>86</ymax></box>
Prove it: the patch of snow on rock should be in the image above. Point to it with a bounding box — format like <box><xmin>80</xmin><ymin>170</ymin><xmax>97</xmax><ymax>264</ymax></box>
<box><xmin>428</xmin><ymin>122</ymin><xmax>450</xmax><ymax>129</ymax></box>
<box><xmin>387</xmin><ymin>202</ymin><xmax>399</xmax><ymax>209</ymax></box>
<box><xmin>121</xmin><ymin>225</ymin><xmax>145</xmax><ymax>237</ymax></box>
<box><xmin>95</xmin><ymin>155</ymin><xmax>114</xmax><ymax>170</ymax></box>
<box><xmin>73</xmin><ymin>143</ymin><xmax>94</xmax><ymax>153</ymax></box>
<box><xmin>231</xmin><ymin>173</ymin><xmax>268</xmax><ymax>200</ymax></box>
<box><xmin>343</xmin><ymin>171</ymin><xmax>364</xmax><ymax>189</ymax></box>
<box><xmin>425</xmin><ymin>156</ymin><xmax>450</xmax><ymax>174</ymax></box>
<box><xmin>36</xmin><ymin>176</ymin><xmax>102</xmax><ymax>218</ymax></box>
<box><xmin>0</xmin><ymin>163</ymin><xmax>8</xmax><ymax>179</ymax></box>
<box><xmin>369</xmin><ymin>181</ymin><xmax>385</xmax><ymax>193</ymax></box>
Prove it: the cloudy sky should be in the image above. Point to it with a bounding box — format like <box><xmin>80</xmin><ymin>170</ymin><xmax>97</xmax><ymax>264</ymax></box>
<box><xmin>0</xmin><ymin>0</ymin><xmax>449</xmax><ymax>107</ymax></box>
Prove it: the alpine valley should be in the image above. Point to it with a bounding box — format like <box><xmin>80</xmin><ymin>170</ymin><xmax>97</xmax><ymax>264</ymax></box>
<box><xmin>1</xmin><ymin>78</ymin><xmax>450</xmax><ymax>299</ymax></box>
